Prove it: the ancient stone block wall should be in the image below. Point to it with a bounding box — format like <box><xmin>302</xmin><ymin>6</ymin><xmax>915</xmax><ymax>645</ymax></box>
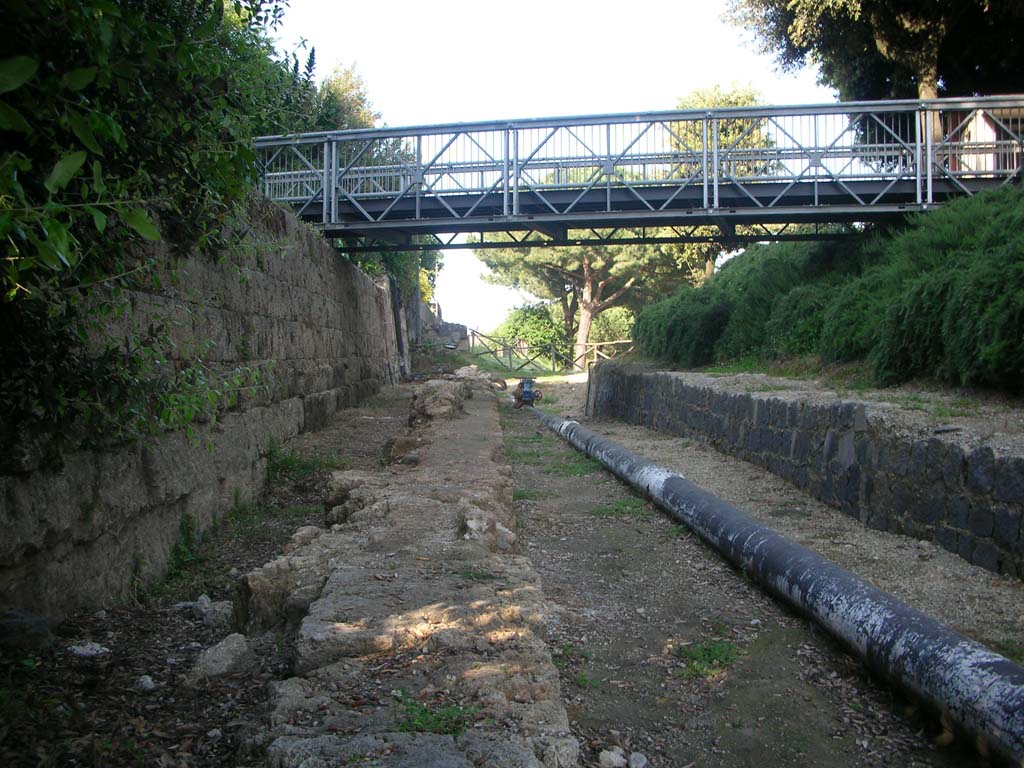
<box><xmin>589</xmin><ymin>363</ymin><xmax>1024</xmax><ymax>578</ymax></box>
<box><xmin>0</xmin><ymin>198</ymin><xmax>403</xmax><ymax>619</ymax></box>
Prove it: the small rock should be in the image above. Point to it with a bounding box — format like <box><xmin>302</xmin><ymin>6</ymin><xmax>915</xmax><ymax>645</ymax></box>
<box><xmin>750</xmin><ymin>618</ymin><xmax>762</xmax><ymax>627</ymax></box>
<box><xmin>67</xmin><ymin>641</ymin><xmax>110</xmax><ymax>658</ymax></box>
<box><xmin>494</xmin><ymin>522</ymin><xmax>517</xmax><ymax>552</ymax></box>
<box><xmin>133</xmin><ymin>675</ymin><xmax>158</xmax><ymax>692</ymax></box>
<box><xmin>202</xmin><ymin>601</ymin><xmax>234</xmax><ymax>631</ymax></box>
<box><xmin>188</xmin><ymin>633</ymin><xmax>253</xmax><ymax>681</ymax></box>
<box><xmin>93</xmin><ymin>609</ymin><xmax>108</xmax><ymax>621</ymax></box>
<box><xmin>628</xmin><ymin>753</ymin><xmax>649</xmax><ymax>768</ymax></box>
<box><xmin>228</xmin><ymin>567</ymin><xmax>241</xmax><ymax>580</ymax></box>
<box><xmin>599</xmin><ymin>747</ymin><xmax>628</xmax><ymax>768</ymax></box>
<box><xmin>206</xmin><ymin>728</ymin><xmax>223</xmax><ymax>740</ymax></box>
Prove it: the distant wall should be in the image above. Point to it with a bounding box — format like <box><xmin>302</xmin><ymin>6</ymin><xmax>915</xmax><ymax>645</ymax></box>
<box><xmin>589</xmin><ymin>363</ymin><xmax>1024</xmax><ymax>579</ymax></box>
<box><xmin>0</xmin><ymin>198</ymin><xmax>403</xmax><ymax>619</ymax></box>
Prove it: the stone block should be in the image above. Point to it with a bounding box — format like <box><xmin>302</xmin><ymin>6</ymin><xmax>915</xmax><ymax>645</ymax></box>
<box><xmin>994</xmin><ymin>457</ymin><xmax>1024</xmax><ymax>503</ymax></box>
<box><xmin>993</xmin><ymin>506</ymin><xmax>1022</xmax><ymax>550</ymax></box>
<box><xmin>968</xmin><ymin>504</ymin><xmax>995</xmax><ymax>538</ymax></box>
<box><xmin>971</xmin><ymin>542</ymin><xmax>1001</xmax><ymax>573</ymax></box>
<box><xmin>933</xmin><ymin>526</ymin><xmax>958</xmax><ymax>554</ymax></box>
<box><xmin>964</xmin><ymin>447</ymin><xmax>995</xmax><ymax>494</ymax></box>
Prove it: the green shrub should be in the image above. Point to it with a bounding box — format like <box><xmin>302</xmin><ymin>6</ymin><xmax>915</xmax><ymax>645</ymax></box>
<box><xmin>765</xmin><ymin>279</ymin><xmax>837</xmax><ymax>357</ymax></box>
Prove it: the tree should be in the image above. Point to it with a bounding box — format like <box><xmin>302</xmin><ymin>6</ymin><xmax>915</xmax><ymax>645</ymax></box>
<box><xmin>477</xmin><ymin>237</ymin><xmax>688</xmax><ymax>369</ymax></box>
<box><xmin>314</xmin><ymin>65</ymin><xmax>379</xmax><ymax>131</ymax></box>
<box><xmin>667</xmin><ymin>85</ymin><xmax>771</xmax><ymax>281</ymax></box>
<box><xmin>727</xmin><ymin>0</ymin><xmax>1024</xmax><ymax>102</ymax></box>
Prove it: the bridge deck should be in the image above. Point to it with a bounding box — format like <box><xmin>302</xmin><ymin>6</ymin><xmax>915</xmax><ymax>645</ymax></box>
<box><xmin>256</xmin><ymin>96</ymin><xmax>1023</xmax><ymax>250</ymax></box>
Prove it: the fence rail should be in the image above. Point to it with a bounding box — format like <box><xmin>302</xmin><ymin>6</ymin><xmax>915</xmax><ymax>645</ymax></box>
<box><xmin>256</xmin><ymin>96</ymin><xmax>1024</xmax><ymax>248</ymax></box>
<box><xmin>468</xmin><ymin>330</ymin><xmax>633</xmax><ymax>372</ymax></box>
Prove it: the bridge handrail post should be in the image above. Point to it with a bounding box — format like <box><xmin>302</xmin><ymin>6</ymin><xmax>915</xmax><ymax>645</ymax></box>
<box><xmin>925</xmin><ymin>106</ymin><xmax>934</xmax><ymax>204</ymax></box>
<box><xmin>702</xmin><ymin>115</ymin><xmax>709</xmax><ymax>209</ymax></box>
<box><xmin>416</xmin><ymin>135</ymin><xmax>422</xmax><ymax>220</ymax></box>
<box><xmin>712</xmin><ymin>116</ymin><xmax>720</xmax><ymax>209</ymax></box>
<box><xmin>915</xmin><ymin>106</ymin><xmax>924</xmax><ymax>205</ymax></box>
<box><xmin>503</xmin><ymin>128</ymin><xmax>510</xmax><ymax>216</ymax></box>
<box><xmin>322</xmin><ymin>139</ymin><xmax>329</xmax><ymax>225</ymax></box>
<box><xmin>513</xmin><ymin>128</ymin><xmax>520</xmax><ymax>215</ymax></box>
<box><xmin>330</xmin><ymin>139</ymin><xmax>338</xmax><ymax>224</ymax></box>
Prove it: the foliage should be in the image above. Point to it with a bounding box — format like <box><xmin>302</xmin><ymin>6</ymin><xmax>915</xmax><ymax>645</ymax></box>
<box><xmin>673</xmin><ymin>640</ymin><xmax>739</xmax><ymax>679</ymax></box>
<box><xmin>0</xmin><ymin>0</ymin><xmax>314</xmax><ymax>458</ymax></box>
<box><xmin>639</xmin><ymin>187</ymin><xmax>1024</xmax><ymax>394</ymax></box>
<box><xmin>394</xmin><ymin>690</ymin><xmax>478</xmax><ymax>736</ymax></box>
<box><xmin>267</xmin><ymin>440</ymin><xmax>349</xmax><ymax>484</ymax></box>
<box><xmin>492</xmin><ymin>302</ymin><xmax>568</xmax><ymax>351</ymax></box>
<box><xmin>727</xmin><ymin>0</ymin><xmax>1024</xmax><ymax>100</ymax></box>
<box><xmin>589</xmin><ymin>306</ymin><xmax>634</xmax><ymax>343</ymax></box>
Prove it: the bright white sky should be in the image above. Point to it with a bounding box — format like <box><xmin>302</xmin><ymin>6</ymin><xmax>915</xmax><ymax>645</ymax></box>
<box><xmin>275</xmin><ymin>0</ymin><xmax>836</xmax><ymax>331</ymax></box>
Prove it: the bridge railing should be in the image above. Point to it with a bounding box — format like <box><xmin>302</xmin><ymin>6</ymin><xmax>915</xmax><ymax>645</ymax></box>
<box><xmin>255</xmin><ymin>97</ymin><xmax>1023</xmax><ymax>228</ymax></box>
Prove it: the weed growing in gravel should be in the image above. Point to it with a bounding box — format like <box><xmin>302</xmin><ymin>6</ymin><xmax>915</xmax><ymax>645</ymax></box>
<box><xmin>513</xmin><ymin>488</ymin><xmax>543</xmax><ymax>500</ymax></box>
<box><xmin>574</xmin><ymin>671</ymin><xmax>601</xmax><ymax>688</ymax></box>
<box><xmin>505</xmin><ymin>447</ymin><xmax>552</xmax><ymax>464</ymax></box>
<box><xmin>394</xmin><ymin>690</ymin><xmax>478</xmax><ymax>736</ymax></box>
<box><xmin>552</xmin><ymin>642</ymin><xmax>593</xmax><ymax>668</ymax></box>
<box><xmin>453</xmin><ymin>569</ymin><xmax>497</xmax><ymax>581</ymax></box>
<box><xmin>267</xmin><ymin>440</ymin><xmax>349</xmax><ymax>483</ymax></box>
<box><xmin>665</xmin><ymin>525</ymin><xmax>690</xmax><ymax>538</ymax></box>
<box><xmin>591</xmin><ymin>498</ymin><xmax>648</xmax><ymax>517</ymax></box>
<box><xmin>673</xmin><ymin>640</ymin><xmax>739</xmax><ymax>679</ymax></box>
<box><xmin>544</xmin><ymin>456</ymin><xmax>602</xmax><ymax>476</ymax></box>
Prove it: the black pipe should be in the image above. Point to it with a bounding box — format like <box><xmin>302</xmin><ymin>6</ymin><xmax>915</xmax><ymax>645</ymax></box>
<box><xmin>531</xmin><ymin>409</ymin><xmax>1024</xmax><ymax>763</ymax></box>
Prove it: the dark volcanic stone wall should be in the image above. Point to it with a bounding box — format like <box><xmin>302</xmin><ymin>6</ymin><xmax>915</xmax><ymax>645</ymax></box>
<box><xmin>0</xmin><ymin>199</ymin><xmax>403</xmax><ymax>618</ymax></box>
<box><xmin>589</xmin><ymin>363</ymin><xmax>1023</xmax><ymax>579</ymax></box>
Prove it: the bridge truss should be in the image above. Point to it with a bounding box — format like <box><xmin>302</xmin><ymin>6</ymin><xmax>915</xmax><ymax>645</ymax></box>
<box><xmin>255</xmin><ymin>96</ymin><xmax>1024</xmax><ymax>252</ymax></box>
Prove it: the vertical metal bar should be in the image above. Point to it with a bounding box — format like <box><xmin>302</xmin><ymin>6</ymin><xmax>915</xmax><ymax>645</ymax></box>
<box><xmin>606</xmin><ymin>122</ymin><xmax>612</xmax><ymax>212</ymax></box>
<box><xmin>416</xmin><ymin>135</ymin><xmax>422</xmax><ymax>220</ymax></box>
<box><xmin>332</xmin><ymin>140</ymin><xmax>339</xmax><ymax>224</ymax></box>
<box><xmin>322</xmin><ymin>140</ymin><xmax>329</xmax><ymax>225</ymax></box>
<box><xmin>921</xmin><ymin>108</ymin><xmax>929</xmax><ymax>205</ymax></box>
<box><xmin>926</xmin><ymin>106</ymin><xmax>934</xmax><ymax>204</ymax></box>
<box><xmin>813</xmin><ymin>114</ymin><xmax>819</xmax><ymax>207</ymax></box>
<box><xmin>503</xmin><ymin>127</ymin><xmax>510</xmax><ymax>216</ymax></box>
<box><xmin>513</xmin><ymin>128</ymin><xmax>520</xmax><ymax>216</ymax></box>
<box><xmin>702</xmin><ymin>116</ymin><xmax>709</xmax><ymax>209</ymax></box>
<box><xmin>712</xmin><ymin>117</ymin><xmax>720</xmax><ymax>209</ymax></box>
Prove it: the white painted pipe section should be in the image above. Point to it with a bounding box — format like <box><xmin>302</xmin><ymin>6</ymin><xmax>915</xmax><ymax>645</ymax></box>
<box><xmin>532</xmin><ymin>410</ymin><xmax>1024</xmax><ymax>763</ymax></box>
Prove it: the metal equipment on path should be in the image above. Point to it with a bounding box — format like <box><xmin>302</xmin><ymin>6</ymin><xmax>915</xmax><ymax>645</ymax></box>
<box><xmin>513</xmin><ymin>378</ymin><xmax>542</xmax><ymax>409</ymax></box>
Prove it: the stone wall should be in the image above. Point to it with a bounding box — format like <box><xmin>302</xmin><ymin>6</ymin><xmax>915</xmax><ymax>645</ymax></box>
<box><xmin>0</xmin><ymin>198</ymin><xmax>403</xmax><ymax>619</ymax></box>
<box><xmin>588</xmin><ymin>363</ymin><xmax>1024</xmax><ymax>578</ymax></box>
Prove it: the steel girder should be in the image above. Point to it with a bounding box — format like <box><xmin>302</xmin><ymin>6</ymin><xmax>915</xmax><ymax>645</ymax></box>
<box><xmin>255</xmin><ymin>96</ymin><xmax>1024</xmax><ymax>250</ymax></box>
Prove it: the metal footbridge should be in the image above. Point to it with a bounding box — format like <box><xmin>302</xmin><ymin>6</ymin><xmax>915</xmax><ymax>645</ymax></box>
<box><xmin>255</xmin><ymin>96</ymin><xmax>1023</xmax><ymax>251</ymax></box>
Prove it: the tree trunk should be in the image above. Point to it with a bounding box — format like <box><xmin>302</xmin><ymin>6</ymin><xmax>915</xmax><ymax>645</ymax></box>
<box><xmin>574</xmin><ymin>304</ymin><xmax>594</xmax><ymax>371</ymax></box>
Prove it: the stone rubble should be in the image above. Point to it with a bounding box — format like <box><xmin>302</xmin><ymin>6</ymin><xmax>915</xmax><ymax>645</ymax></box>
<box><xmin>236</xmin><ymin>380</ymin><xmax>578</xmax><ymax>767</ymax></box>
<box><xmin>187</xmin><ymin>633</ymin><xmax>253</xmax><ymax>682</ymax></box>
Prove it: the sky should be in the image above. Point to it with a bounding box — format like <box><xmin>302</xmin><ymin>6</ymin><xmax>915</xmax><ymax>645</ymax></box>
<box><xmin>275</xmin><ymin>0</ymin><xmax>837</xmax><ymax>331</ymax></box>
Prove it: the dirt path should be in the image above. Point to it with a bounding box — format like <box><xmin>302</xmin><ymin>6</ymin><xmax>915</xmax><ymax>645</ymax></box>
<box><xmin>501</xmin><ymin>394</ymin><xmax>975</xmax><ymax>767</ymax></box>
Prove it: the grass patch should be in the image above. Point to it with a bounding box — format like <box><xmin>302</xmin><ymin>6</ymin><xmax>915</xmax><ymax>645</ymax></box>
<box><xmin>665</xmin><ymin>525</ymin><xmax>690</xmax><ymax>538</ymax></box>
<box><xmin>591</xmin><ymin>497</ymin><xmax>648</xmax><ymax>517</ymax></box>
<box><xmin>142</xmin><ymin>503</ymin><xmax>318</xmax><ymax>603</ymax></box>
<box><xmin>453</xmin><ymin>569</ymin><xmax>497</xmax><ymax>582</ymax></box>
<box><xmin>574</xmin><ymin>671</ymin><xmax>601</xmax><ymax>688</ymax></box>
<box><xmin>267</xmin><ymin>440</ymin><xmax>349</xmax><ymax>484</ymax></box>
<box><xmin>992</xmin><ymin>639</ymin><xmax>1024</xmax><ymax>665</ymax></box>
<box><xmin>513</xmin><ymin>488</ymin><xmax>543</xmax><ymax>501</ymax></box>
<box><xmin>673</xmin><ymin>640</ymin><xmax>739</xmax><ymax>679</ymax></box>
<box><xmin>394</xmin><ymin>689</ymin><xmax>478</xmax><ymax>736</ymax></box>
<box><xmin>552</xmin><ymin>642</ymin><xmax>592</xmax><ymax>666</ymax></box>
<box><xmin>543</xmin><ymin>456</ymin><xmax>602</xmax><ymax>477</ymax></box>
<box><xmin>505</xmin><ymin>447</ymin><xmax>552</xmax><ymax>464</ymax></box>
